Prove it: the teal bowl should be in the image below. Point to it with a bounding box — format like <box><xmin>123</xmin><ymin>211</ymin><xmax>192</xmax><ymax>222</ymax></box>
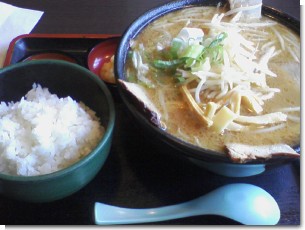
<box><xmin>0</xmin><ymin>60</ymin><xmax>115</xmax><ymax>202</ymax></box>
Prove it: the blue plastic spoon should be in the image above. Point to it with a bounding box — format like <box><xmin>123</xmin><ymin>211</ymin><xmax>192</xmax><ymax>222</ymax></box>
<box><xmin>94</xmin><ymin>183</ymin><xmax>280</xmax><ymax>225</ymax></box>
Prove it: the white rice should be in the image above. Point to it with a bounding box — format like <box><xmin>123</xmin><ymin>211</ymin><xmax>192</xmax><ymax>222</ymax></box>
<box><xmin>0</xmin><ymin>84</ymin><xmax>105</xmax><ymax>176</ymax></box>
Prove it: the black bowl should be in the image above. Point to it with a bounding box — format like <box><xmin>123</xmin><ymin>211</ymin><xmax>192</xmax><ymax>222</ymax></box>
<box><xmin>115</xmin><ymin>0</ymin><xmax>300</xmax><ymax>177</ymax></box>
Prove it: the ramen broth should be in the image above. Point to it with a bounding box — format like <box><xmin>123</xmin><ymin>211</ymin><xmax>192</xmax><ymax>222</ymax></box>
<box><xmin>125</xmin><ymin>6</ymin><xmax>300</xmax><ymax>154</ymax></box>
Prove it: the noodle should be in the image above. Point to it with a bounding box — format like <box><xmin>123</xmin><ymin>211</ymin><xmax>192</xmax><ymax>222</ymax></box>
<box><xmin>124</xmin><ymin>5</ymin><xmax>300</xmax><ymax>153</ymax></box>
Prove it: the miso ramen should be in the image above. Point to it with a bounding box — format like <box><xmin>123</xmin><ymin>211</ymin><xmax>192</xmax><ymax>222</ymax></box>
<box><xmin>124</xmin><ymin>5</ymin><xmax>300</xmax><ymax>155</ymax></box>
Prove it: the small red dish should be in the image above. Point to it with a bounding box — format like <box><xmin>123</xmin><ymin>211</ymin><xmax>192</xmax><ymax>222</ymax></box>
<box><xmin>87</xmin><ymin>37</ymin><xmax>120</xmax><ymax>84</ymax></box>
<box><xmin>22</xmin><ymin>52</ymin><xmax>78</xmax><ymax>63</ymax></box>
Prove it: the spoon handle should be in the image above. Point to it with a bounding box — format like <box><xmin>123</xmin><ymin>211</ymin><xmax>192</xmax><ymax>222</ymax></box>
<box><xmin>94</xmin><ymin>183</ymin><xmax>280</xmax><ymax>225</ymax></box>
<box><xmin>94</xmin><ymin>198</ymin><xmax>204</xmax><ymax>225</ymax></box>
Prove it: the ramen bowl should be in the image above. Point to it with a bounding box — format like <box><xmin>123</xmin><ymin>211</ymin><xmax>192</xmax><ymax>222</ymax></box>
<box><xmin>115</xmin><ymin>0</ymin><xmax>300</xmax><ymax>177</ymax></box>
<box><xmin>0</xmin><ymin>60</ymin><xmax>115</xmax><ymax>202</ymax></box>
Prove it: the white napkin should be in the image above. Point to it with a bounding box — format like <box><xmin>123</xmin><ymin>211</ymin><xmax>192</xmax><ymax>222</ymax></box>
<box><xmin>0</xmin><ymin>2</ymin><xmax>44</xmax><ymax>67</ymax></box>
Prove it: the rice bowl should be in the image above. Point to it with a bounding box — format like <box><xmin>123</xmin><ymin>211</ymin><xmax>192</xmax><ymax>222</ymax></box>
<box><xmin>0</xmin><ymin>60</ymin><xmax>115</xmax><ymax>202</ymax></box>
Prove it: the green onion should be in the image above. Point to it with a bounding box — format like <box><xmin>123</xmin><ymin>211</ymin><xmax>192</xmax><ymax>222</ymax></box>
<box><xmin>151</xmin><ymin>32</ymin><xmax>227</xmax><ymax>78</ymax></box>
<box><xmin>198</xmin><ymin>32</ymin><xmax>227</xmax><ymax>65</ymax></box>
<box><xmin>176</xmin><ymin>76</ymin><xmax>186</xmax><ymax>83</ymax></box>
<box><xmin>180</xmin><ymin>44</ymin><xmax>205</xmax><ymax>59</ymax></box>
<box><xmin>170</xmin><ymin>38</ymin><xmax>184</xmax><ymax>59</ymax></box>
<box><xmin>153</xmin><ymin>58</ymin><xmax>186</xmax><ymax>69</ymax></box>
<box><xmin>208</xmin><ymin>32</ymin><xmax>227</xmax><ymax>48</ymax></box>
<box><xmin>127</xmin><ymin>51</ymin><xmax>134</xmax><ymax>58</ymax></box>
<box><xmin>184</xmin><ymin>58</ymin><xmax>196</xmax><ymax>68</ymax></box>
<box><xmin>127</xmin><ymin>74</ymin><xmax>137</xmax><ymax>83</ymax></box>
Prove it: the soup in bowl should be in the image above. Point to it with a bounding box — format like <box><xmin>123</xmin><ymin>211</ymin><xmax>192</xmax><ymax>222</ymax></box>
<box><xmin>115</xmin><ymin>0</ymin><xmax>300</xmax><ymax>177</ymax></box>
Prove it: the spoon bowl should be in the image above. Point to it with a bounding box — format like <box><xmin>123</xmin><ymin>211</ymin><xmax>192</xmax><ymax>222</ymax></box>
<box><xmin>94</xmin><ymin>183</ymin><xmax>280</xmax><ymax>225</ymax></box>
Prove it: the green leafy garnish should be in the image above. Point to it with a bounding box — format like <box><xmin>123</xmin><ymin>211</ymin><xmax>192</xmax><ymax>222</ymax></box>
<box><xmin>127</xmin><ymin>74</ymin><xmax>137</xmax><ymax>83</ymax></box>
<box><xmin>151</xmin><ymin>32</ymin><xmax>228</xmax><ymax>83</ymax></box>
<box><xmin>208</xmin><ymin>32</ymin><xmax>227</xmax><ymax>48</ymax></box>
<box><xmin>153</xmin><ymin>58</ymin><xmax>186</xmax><ymax>70</ymax></box>
<box><xmin>151</xmin><ymin>32</ymin><xmax>228</xmax><ymax>84</ymax></box>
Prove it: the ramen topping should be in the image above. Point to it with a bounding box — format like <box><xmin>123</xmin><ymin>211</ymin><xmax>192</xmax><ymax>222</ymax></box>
<box><xmin>123</xmin><ymin>5</ymin><xmax>300</xmax><ymax>161</ymax></box>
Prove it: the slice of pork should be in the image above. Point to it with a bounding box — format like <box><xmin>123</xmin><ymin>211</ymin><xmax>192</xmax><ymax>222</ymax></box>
<box><xmin>225</xmin><ymin>142</ymin><xmax>300</xmax><ymax>163</ymax></box>
<box><xmin>227</xmin><ymin>0</ymin><xmax>262</xmax><ymax>19</ymax></box>
<box><xmin>118</xmin><ymin>79</ymin><xmax>163</xmax><ymax>128</ymax></box>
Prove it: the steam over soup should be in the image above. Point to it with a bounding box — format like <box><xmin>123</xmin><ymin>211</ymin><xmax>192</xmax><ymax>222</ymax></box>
<box><xmin>123</xmin><ymin>5</ymin><xmax>300</xmax><ymax>159</ymax></box>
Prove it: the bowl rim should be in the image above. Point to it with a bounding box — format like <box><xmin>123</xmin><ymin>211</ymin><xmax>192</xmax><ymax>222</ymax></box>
<box><xmin>115</xmin><ymin>0</ymin><xmax>300</xmax><ymax>164</ymax></box>
<box><xmin>21</xmin><ymin>51</ymin><xmax>79</xmax><ymax>64</ymax></box>
<box><xmin>0</xmin><ymin>59</ymin><xmax>116</xmax><ymax>181</ymax></box>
